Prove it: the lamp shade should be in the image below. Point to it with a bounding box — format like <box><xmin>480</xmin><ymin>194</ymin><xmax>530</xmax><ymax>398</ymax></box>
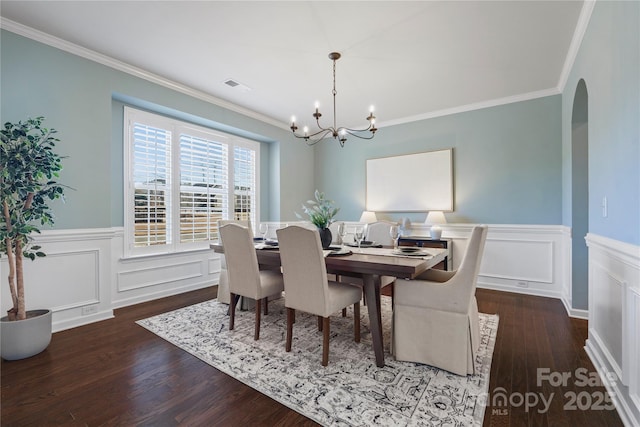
<box><xmin>359</xmin><ymin>211</ymin><xmax>378</xmax><ymax>223</ymax></box>
<box><xmin>424</xmin><ymin>211</ymin><xmax>447</xmax><ymax>225</ymax></box>
<box><xmin>425</xmin><ymin>211</ymin><xmax>446</xmax><ymax>240</ymax></box>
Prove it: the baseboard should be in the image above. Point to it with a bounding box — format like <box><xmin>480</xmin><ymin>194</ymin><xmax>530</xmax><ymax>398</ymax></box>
<box><xmin>477</xmin><ymin>282</ymin><xmax>561</xmax><ymax>299</ymax></box>
<box><xmin>561</xmin><ymin>294</ymin><xmax>589</xmax><ymax>319</ymax></box>
<box><xmin>585</xmin><ymin>338</ymin><xmax>640</xmax><ymax>427</ymax></box>
<box><xmin>54</xmin><ymin>310</ymin><xmax>115</xmax><ymax>333</ymax></box>
<box><xmin>111</xmin><ymin>281</ymin><xmax>215</xmax><ymax>309</ymax></box>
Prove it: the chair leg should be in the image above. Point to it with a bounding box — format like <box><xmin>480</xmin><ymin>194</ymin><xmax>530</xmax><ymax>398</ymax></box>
<box><xmin>286</xmin><ymin>308</ymin><xmax>294</xmax><ymax>352</ymax></box>
<box><xmin>342</xmin><ymin>308</ymin><xmax>347</xmax><ymax>317</ymax></box>
<box><xmin>354</xmin><ymin>302</ymin><xmax>360</xmax><ymax>343</ymax></box>
<box><xmin>322</xmin><ymin>317</ymin><xmax>330</xmax><ymax>366</ymax></box>
<box><xmin>317</xmin><ymin>316</ymin><xmax>323</xmax><ymax>331</ymax></box>
<box><xmin>254</xmin><ymin>298</ymin><xmax>262</xmax><ymax>340</ymax></box>
<box><xmin>264</xmin><ymin>297</ymin><xmax>269</xmax><ymax>315</ymax></box>
<box><xmin>229</xmin><ymin>293</ymin><xmax>236</xmax><ymax>330</ymax></box>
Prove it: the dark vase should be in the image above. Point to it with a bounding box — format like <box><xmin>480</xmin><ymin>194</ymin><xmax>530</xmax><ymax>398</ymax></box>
<box><xmin>319</xmin><ymin>227</ymin><xmax>332</xmax><ymax>249</ymax></box>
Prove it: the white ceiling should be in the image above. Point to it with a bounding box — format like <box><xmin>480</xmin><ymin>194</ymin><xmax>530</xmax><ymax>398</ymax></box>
<box><xmin>1</xmin><ymin>1</ymin><xmax>585</xmax><ymax>132</ymax></box>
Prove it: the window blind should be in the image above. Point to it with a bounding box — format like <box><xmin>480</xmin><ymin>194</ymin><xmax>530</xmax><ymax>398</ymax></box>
<box><xmin>132</xmin><ymin>123</ymin><xmax>172</xmax><ymax>247</ymax></box>
<box><xmin>179</xmin><ymin>134</ymin><xmax>228</xmax><ymax>243</ymax></box>
<box><xmin>124</xmin><ymin>106</ymin><xmax>260</xmax><ymax>257</ymax></box>
<box><xmin>233</xmin><ymin>146</ymin><xmax>256</xmax><ymax>224</ymax></box>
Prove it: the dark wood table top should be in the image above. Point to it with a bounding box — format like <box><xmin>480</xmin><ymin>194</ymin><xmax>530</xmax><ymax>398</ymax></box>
<box><xmin>210</xmin><ymin>244</ymin><xmax>447</xmax><ymax>280</ymax></box>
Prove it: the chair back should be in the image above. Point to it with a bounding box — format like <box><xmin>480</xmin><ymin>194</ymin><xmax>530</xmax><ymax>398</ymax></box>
<box><xmin>218</xmin><ymin>219</ymin><xmax>251</xmax><ymax>233</ymax></box>
<box><xmin>276</xmin><ymin>226</ymin><xmax>330</xmax><ymax>315</ymax></box>
<box><xmin>217</xmin><ymin>219</ymin><xmax>252</xmax><ymax>268</ymax></box>
<box><xmin>219</xmin><ymin>223</ymin><xmax>261</xmax><ymax>298</ymax></box>
<box><xmin>453</xmin><ymin>225</ymin><xmax>488</xmax><ymax>301</ymax></box>
<box><xmin>366</xmin><ymin>221</ymin><xmax>397</xmax><ymax>246</ymax></box>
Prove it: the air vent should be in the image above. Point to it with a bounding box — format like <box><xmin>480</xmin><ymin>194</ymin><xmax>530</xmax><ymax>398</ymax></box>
<box><xmin>223</xmin><ymin>78</ymin><xmax>251</xmax><ymax>93</ymax></box>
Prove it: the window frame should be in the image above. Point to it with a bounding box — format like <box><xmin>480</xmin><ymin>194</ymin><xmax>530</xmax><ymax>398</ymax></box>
<box><xmin>123</xmin><ymin>106</ymin><xmax>260</xmax><ymax>257</ymax></box>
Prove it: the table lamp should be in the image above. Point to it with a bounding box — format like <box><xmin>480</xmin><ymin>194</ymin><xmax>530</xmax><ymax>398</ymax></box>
<box><xmin>424</xmin><ymin>211</ymin><xmax>446</xmax><ymax>240</ymax></box>
<box><xmin>359</xmin><ymin>211</ymin><xmax>378</xmax><ymax>223</ymax></box>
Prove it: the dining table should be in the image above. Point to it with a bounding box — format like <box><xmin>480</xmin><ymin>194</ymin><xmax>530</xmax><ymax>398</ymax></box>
<box><xmin>211</xmin><ymin>242</ymin><xmax>448</xmax><ymax>367</ymax></box>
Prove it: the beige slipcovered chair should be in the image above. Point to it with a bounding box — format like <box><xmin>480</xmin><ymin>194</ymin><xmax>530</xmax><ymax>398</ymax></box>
<box><xmin>218</xmin><ymin>223</ymin><xmax>284</xmax><ymax>340</ymax></box>
<box><xmin>392</xmin><ymin>225</ymin><xmax>488</xmax><ymax>375</ymax></box>
<box><xmin>276</xmin><ymin>225</ymin><xmax>362</xmax><ymax>366</ymax></box>
<box><xmin>216</xmin><ymin>220</ymin><xmax>252</xmax><ymax>305</ymax></box>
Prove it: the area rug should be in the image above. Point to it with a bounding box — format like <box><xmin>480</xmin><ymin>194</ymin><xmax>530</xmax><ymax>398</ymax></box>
<box><xmin>137</xmin><ymin>297</ymin><xmax>498</xmax><ymax>426</ymax></box>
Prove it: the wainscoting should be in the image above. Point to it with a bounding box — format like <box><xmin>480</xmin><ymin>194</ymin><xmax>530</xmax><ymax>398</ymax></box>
<box><xmin>585</xmin><ymin>233</ymin><xmax>640</xmax><ymax>427</ymax></box>
<box><xmin>0</xmin><ymin>223</ymin><xmax>571</xmax><ymax>331</ymax></box>
<box><xmin>2</xmin><ymin>224</ymin><xmax>637</xmax><ymax>424</ymax></box>
<box><xmin>0</xmin><ymin>228</ymin><xmax>220</xmax><ymax>333</ymax></box>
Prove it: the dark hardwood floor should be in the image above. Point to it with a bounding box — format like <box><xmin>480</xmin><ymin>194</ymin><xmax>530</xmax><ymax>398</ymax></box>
<box><xmin>1</xmin><ymin>287</ymin><xmax>623</xmax><ymax>426</ymax></box>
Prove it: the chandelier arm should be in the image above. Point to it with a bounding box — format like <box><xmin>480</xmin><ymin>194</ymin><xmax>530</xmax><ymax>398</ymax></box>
<box><xmin>338</xmin><ymin>124</ymin><xmax>373</xmax><ymax>133</ymax></box>
<box><xmin>290</xmin><ymin>51</ymin><xmax>378</xmax><ymax>147</ymax></box>
<box><xmin>292</xmin><ymin>126</ymin><xmax>337</xmax><ymax>140</ymax></box>
<box><xmin>342</xmin><ymin>129</ymin><xmax>376</xmax><ymax>140</ymax></box>
<box><xmin>303</xmin><ymin>129</ymin><xmax>335</xmax><ymax>145</ymax></box>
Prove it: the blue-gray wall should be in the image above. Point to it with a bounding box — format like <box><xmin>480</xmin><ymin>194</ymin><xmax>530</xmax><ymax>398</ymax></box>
<box><xmin>0</xmin><ymin>30</ymin><xmax>316</xmax><ymax>227</ymax></box>
<box><xmin>2</xmin><ymin>1</ymin><xmax>638</xmax><ymax>314</ymax></box>
<box><xmin>562</xmin><ymin>0</ymin><xmax>639</xmax><ymax>247</ymax></box>
<box><xmin>560</xmin><ymin>1</ymin><xmax>640</xmax><ymax>309</ymax></box>
<box><xmin>315</xmin><ymin>95</ymin><xmax>562</xmax><ymax>225</ymax></box>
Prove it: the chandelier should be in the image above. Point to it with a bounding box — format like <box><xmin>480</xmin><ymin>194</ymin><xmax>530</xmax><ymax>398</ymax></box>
<box><xmin>290</xmin><ymin>52</ymin><xmax>377</xmax><ymax>147</ymax></box>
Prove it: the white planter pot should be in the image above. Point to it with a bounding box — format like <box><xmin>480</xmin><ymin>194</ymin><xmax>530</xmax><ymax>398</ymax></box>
<box><xmin>1</xmin><ymin>309</ymin><xmax>52</xmax><ymax>361</ymax></box>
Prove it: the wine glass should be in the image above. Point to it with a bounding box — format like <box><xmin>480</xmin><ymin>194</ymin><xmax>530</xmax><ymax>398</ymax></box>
<box><xmin>258</xmin><ymin>223</ymin><xmax>268</xmax><ymax>241</ymax></box>
<box><xmin>337</xmin><ymin>222</ymin><xmax>347</xmax><ymax>249</ymax></box>
<box><xmin>389</xmin><ymin>225</ymin><xmax>399</xmax><ymax>250</ymax></box>
<box><xmin>354</xmin><ymin>226</ymin><xmax>364</xmax><ymax>252</ymax></box>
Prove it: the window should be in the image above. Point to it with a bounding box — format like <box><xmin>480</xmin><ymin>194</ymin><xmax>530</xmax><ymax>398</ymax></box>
<box><xmin>124</xmin><ymin>107</ymin><xmax>259</xmax><ymax>256</ymax></box>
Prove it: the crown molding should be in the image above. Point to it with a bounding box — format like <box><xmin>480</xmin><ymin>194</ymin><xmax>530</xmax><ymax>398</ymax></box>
<box><xmin>378</xmin><ymin>86</ymin><xmax>561</xmax><ymax>129</ymax></box>
<box><xmin>557</xmin><ymin>0</ymin><xmax>596</xmax><ymax>92</ymax></box>
<box><xmin>2</xmin><ymin>12</ymin><xmax>585</xmax><ymax>133</ymax></box>
<box><xmin>0</xmin><ymin>18</ymin><xmax>289</xmax><ymax>131</ymax></box>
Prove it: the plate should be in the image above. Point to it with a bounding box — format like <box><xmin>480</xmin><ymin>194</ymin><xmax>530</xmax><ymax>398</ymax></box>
<box><xmin>345</xmin><ymin>241</ymin><xmax>380</xmax><ymax>248</ymax></box>
<box><xmin>392</xmin><ymin>248</ymin><xmax>431</xmax><ymax>257</ymax></box>
<box><xmin>255</xmin><ymin>243</ymin><xmax>278</xmax><ymax>250</ymax></box>
<box><xmin>327</xmin><ymin>248</ymin><xmax>352</xmax><ymax>256</ymax></box>
<box><xmin>398</xmin><ymin>246</ymin><xmax>420</xmax><ymax>253</ymax></box>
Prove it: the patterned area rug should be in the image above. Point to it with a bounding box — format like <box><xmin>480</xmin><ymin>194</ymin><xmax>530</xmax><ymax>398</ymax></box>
<box><xmin>137</xmin><ymin>297</ymin><xmax>498</xmax><ymax>426</ymax></box>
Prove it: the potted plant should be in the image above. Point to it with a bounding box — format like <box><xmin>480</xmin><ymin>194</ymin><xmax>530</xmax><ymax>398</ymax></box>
<box><xmin>296</xmin><ymin>190</ymin><xmax>339</xmax><ymax>249</ymax></box>
<box><xmin>0</xmin><ymin>117</ymin><xmax>66</xmax><ymax>360</ymax></box>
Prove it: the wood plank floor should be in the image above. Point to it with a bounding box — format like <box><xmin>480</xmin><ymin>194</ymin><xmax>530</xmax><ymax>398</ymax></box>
<box><xmin>1</xmin><ymin>287</ymin><xmax>623</xmax><ymax>426</ymax></box>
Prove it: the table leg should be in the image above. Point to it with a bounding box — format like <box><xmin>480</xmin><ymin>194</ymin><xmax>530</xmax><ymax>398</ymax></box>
<box><xmin>363</xmin><ymin>274</ymin><xmax>385</xmax><ymax>367</ymax></box>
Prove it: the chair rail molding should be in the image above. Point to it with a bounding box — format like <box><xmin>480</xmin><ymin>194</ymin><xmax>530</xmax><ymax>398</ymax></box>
<box><xmin>409</xmin><ymin>223</ymin><xmax>571</xmax><ymax>304</ymax></box>
<box><xmin>585</xmin><ymin>233</ymin><xmax>640</xmax><ymax>427</ymax></box>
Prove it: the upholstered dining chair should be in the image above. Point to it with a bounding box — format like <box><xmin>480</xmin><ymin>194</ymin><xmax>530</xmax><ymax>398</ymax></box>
<box><xmin>365</xmin><ymin>221</ymin><xmax>398</xmax><ymax>246</ymax></box>
<box><xmin>218</xmin><ymin>223</ymin><xmax>285</xmax><ymax>340</ymax></box>
<box><xmin>392</xmin><ymin>225</ymin><xmax>488</xmax><ymax>376</ymax></box>
<box><xmin>276</xmin><ymin>225</ymin><xmax>362</xmax><ymax>366</ymax></box>
<box><xmin>216</xmin><ymin>220</ymin><xmax>252</xmax><ymax>305</ymax></box>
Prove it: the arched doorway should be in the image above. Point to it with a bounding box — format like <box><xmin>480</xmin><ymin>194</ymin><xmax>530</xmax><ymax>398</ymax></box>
<box><xmin>571</xmin><ymin>79</ymin><xmax>589</xmax><ymax>310</ymax></box>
